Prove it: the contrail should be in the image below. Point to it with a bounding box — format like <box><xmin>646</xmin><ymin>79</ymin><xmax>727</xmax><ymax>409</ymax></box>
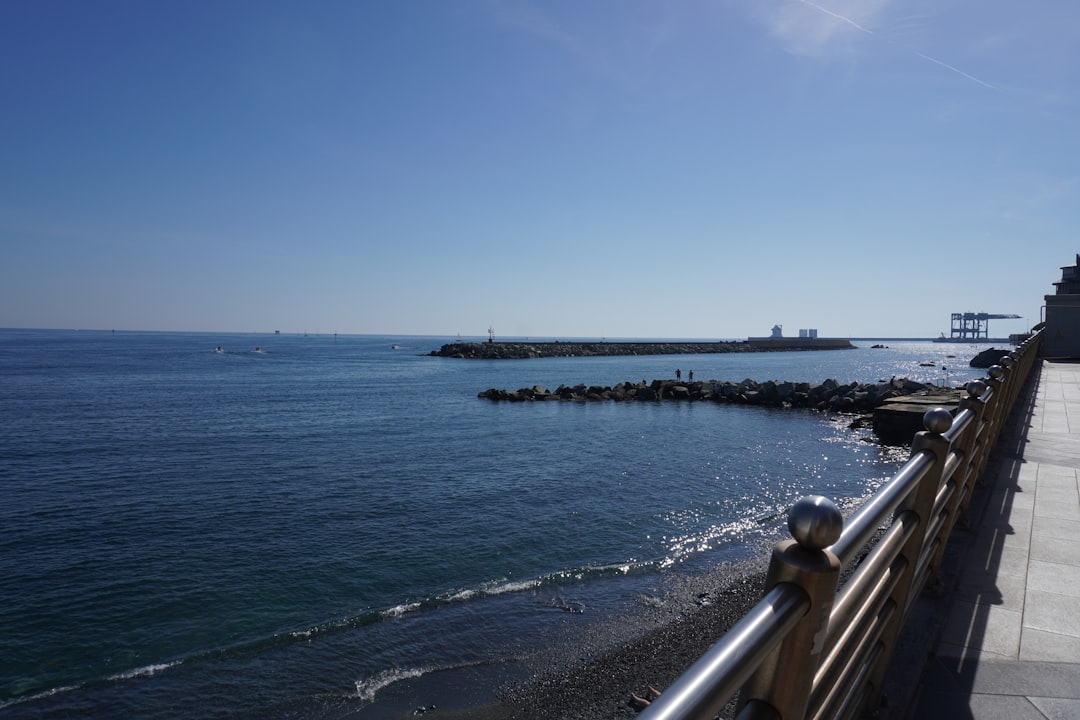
<box><xmin>795</xmin><ymin>0</ymin><xmax>997</xmax><ymax>90</ymax></box>
<box><xmin>913</xmin><ymin>51</ymin><xmax>997</xmax><ymax>90</ymax></box>
<box><xmin>798</xmin><ymin>0</ymin><xmax>874</xmax><ymax>35</ymax></box>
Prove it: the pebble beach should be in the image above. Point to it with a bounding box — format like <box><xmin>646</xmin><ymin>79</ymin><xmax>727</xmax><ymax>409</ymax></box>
<box><xmin>440</xmin><ymin>556</ymin><xmax>772</xmax><ymax>720</ymax></box>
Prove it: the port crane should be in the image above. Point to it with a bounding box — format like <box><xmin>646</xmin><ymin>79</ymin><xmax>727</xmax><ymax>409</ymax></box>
<box><xmin>946</xmin><ymin>312</ymin><xmax>1021</xmax><ymax>341</ymax></box>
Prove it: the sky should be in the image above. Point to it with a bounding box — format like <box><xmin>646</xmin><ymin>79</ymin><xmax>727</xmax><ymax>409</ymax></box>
<box><xmin>2</xmin><ymin>0</ymin><xmax>1077</xmax><ymax>340</ymax></box>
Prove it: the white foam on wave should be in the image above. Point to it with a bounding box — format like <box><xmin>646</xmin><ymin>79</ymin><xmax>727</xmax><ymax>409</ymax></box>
<box><xmin>472</xmin><ymin>562</ymin><xmax>639</xmax><ymax>600</ymax></box>
<box><xmin>367</xmin><ymin>562</ymin><xmax>649</xmax><ymax>632</ymax></box>
<box><xmin>446</xmin><ymin>588</ymin><xmax>478</xmax><ymax>601</ymax></box>
<box><xmin>473</xmin><ymin>577</ymin><xmax>540</xmax><ymax>597</ymax></box>
<box><xmin>0</xmin><ymin>684</ymin><xmax>81</xmax><ymax>710</ymax></box>
<box><xmin>554</xmin><ymin>561</ymin><xmax>636</xmax><ymax>579</ymax></box>
<box><xmin>0</xmin><ymin>658</ymin><xmax>185</xmax><ymax>710</ymax></box>
<box><xmin>354</xmin><ymin>666</ymin><xmax>430</xmax><ymax>702</ymax></box>
<box><xmin>381</xmin><ymin>601</ymin><xmax>422</xmax><ymax>618</ymax></box>
<box><xmin>107</xmin><ymin>660</ymin><xmax>182</xmax><ymax>681</ymax></box>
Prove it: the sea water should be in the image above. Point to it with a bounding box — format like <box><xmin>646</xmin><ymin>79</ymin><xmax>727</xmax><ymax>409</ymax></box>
<box><xmin>0</xmin><ymin>330</ymin><xmax>997</xmax><ymax>719</ymax></box>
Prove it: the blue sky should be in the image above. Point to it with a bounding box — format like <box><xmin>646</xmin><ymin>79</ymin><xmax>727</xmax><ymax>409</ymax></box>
<box><xmin>2</xmin><ymin>0</ymin><xmax>1076</xmax><ymax>339</ymax></box>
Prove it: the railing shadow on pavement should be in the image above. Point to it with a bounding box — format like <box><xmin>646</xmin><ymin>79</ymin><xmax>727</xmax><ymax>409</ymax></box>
<box><xmin>900</xmin><ymin>357</ymin><xmax>1044</xmax><ymax>719</ymax></box>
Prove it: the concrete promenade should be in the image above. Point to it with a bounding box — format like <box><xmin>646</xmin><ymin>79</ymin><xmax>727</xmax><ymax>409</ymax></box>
<box><xmin>911</xmin><ymin>359</ymin><xmax>1080</xmax><ymax>718</ymax></box>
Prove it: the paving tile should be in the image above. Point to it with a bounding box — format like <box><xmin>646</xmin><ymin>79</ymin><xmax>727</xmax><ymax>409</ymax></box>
<box><xmin>1012</xmin><ymin>462</ymin><xmax>1041</xmax><ymax>487</ymax></box>
<box><xmin>984</xmin><ymin>492</ymin><xmax>1036</xmax><ymax>525</ymax></box>
<box><xmin>1034</xmin><ymin>488</ymin><xmax>1080</xmax><ymax>522</ymax></box>
<box><xmin>1001</xmin><ymin>520</ymin><xmax>1033</xmax><ymax>551</ymax></box>
<box><xmin>1019</xmin><ymin>626</ymin><xmax>1080</xmax><ymax>662</ymax></box>
<box><xmin>1034</xmin><ymin>480</ymin><xmax>1079</xmax><ymax>501</ymax></box>
<box><xmin>1028</xmin><ymin>447</ymin><xmax>1080</xmax><ymax>469</ymax></box>
<box><xmin>957</xmin><ymin>564</ymin><xmax>1027</xmax><ymax>612</ymax></box>
<box><xmin>1027</xmin><ymin>559</ymin><xmax>1080</xmax><ymax>597</ymax></box>
<box><xmin>968</xmin><ymin>659</ymin><xmax>1080</xmax><ymax>696</ymax></box>
<box><xmin>1030</xmin><ymin>533</ymin><xmax>1080</xmax><ymax>567</ymax></box>
<box><xmin>1036</xmin><ymin>488</ymin><xmax>1079</xmax><ymax>509</ymax></box>
<box><xmin>934</xmin><ymin>641</ymin><xmax>1013</xmax><ymax>663</ymax></box>
<box><xmin>988</xmin><ymin>486</ymin><xmax>1036</xmax><ymax>513</ymax></box>
<box><xmin>1037</xmin><ymin>464</ymin><xmax>1079</xmax><ymax>483</ymax></box>
<box><xmin>1029</xmin><ymin>696</ymin><xmax>1080</xmax><ymax>720</ymax></box>
<box><xmin>966</xmin><ymin>693</ymin><xmax>1052</xmax><ymax>719</ymax></box>
<box><xmin>1023</xmin><ymin>588</ymin><xmax>1080</xmax><ymax>637</ymax></box>
<box><xmin>967</xmin><ymin>542</ymin><xmax>1030</xmax><ymax>580</ymax></box>
<box><xmin>942</xmin><ymin>600</ymin><xmax>1022</xmax><ymax>657</ymax></box>
<box><xmin>1032</xmin><ymin>462</ymin><xmax>1075</xmax><ymax>479</ymax></box>
<box><xmin>970</xmin><ymin>527</ymin><xmax>1030</xmax><ymax>567</ymax></box>
<box><xmin>1033</xmin><ymin>516</ymin><xmax>1080</xmax><ymax>544</ymax></box>
<box><xmin>985</xmin><ymin>570</ymin><xmax>1026</xmax><ymax>611</ymax></box>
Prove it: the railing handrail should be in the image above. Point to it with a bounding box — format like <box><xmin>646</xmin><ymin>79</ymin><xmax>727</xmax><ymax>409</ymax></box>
<box><xmin>639</xmin><ymin>329</ymin><xmax>1044</xmax><ymax>720</ymax></box>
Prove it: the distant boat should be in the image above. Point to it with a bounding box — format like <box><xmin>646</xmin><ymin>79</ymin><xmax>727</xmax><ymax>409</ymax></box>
<box><xmin>391</xmin><ymin>344</ymin><xmax>401</xmax><ymax>350</ymax></box>
<box><xmin>871</xmin><ymin>344</ymin><xmax>888</xmax><ymax>349</ymax></box>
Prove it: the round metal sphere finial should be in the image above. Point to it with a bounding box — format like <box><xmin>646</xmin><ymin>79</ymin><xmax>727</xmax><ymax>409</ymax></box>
<box><xmin>988</xmin><ymin>365</ymin><xmax>1005</xmax><ymax>380</ymax></box>
<box><xmin>923</xmin><ymin>407</ymin><xmax>953</xmax><ymax>434</ymax></box>
<box><xmin>966</xmin><ymin>380</ymin><xmax>988</xmax><ymax>398</ymax></box>
<box><xmin>788</xmin><ymin>495</ymin><xmax>843</xmax><ymax>550</ymax></box>
<box><xmin>1001</xmin><ymin>355</ymin><xmax>1015</xmax><ymax>368</ymax></box>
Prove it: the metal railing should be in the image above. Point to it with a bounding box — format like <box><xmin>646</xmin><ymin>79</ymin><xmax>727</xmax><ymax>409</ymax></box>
<box><xmin>639</xmin><ymin>329</ymin><xmax>1044</xmax><ymax>720</ymax></box>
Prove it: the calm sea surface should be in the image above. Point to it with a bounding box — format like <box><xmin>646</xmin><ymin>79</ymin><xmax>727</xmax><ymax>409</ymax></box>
<box><xmin>0</xmin><ymin>330</ymin><xmax>997</xmax><ymax>719</ymax></box>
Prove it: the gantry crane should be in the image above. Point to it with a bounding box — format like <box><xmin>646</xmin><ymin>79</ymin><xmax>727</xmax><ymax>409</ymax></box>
<box><xmin>947</xmin><ymin>312</ymin><xmax>1021</xmax><ymax>340</ymax></box>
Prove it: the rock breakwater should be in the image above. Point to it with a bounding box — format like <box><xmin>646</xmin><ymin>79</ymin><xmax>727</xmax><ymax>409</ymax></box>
<box><xmin>433</xmin><ymin>339</ymin><xmax>852</xmax><ymax>360</ymax></box>
<box><xmin>479</xmin><ymin>376</ymin><xmax>944</xmax><ymax>413</ymax></box>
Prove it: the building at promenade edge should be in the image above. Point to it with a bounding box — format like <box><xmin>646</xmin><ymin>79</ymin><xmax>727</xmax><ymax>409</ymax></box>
<box><xmin>1043</xmin><ymin>253</ymin><xmax>1080</xmax><ymax>360</ymax></box>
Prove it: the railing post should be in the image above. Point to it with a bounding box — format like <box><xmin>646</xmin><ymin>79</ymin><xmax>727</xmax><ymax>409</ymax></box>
<box><xmin>737</xmin><ymin>496</ymin><xmax>843</xmax><ymax>720</ymax></box>
<box><xmin>952</xmin><ymin>380</ymin><xmax>987</xmax><ymax>518</ymax></box>
<box><xmin>929</xmin><ymin>381</ymin><xmax>987</xmax><ymax>558</ymax></box>
<box><xmin>861</xmin><ymin>408</ymin><xmax>953</xmax><ymax>711</ymax></box>
<box><xmin>1000</xmin><ymin>354</ymin><xmax>1021</xmax><ymax>408</ymax></box>
<box><xmin>967</xmin><ymin>364</ymin><xmax>1006</xmax><ymax>495</ymax></box>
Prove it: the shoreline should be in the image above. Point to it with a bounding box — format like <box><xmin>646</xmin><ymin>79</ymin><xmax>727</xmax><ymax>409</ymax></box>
<box><xmin>499</xmin><ymin>558</ymin><xmax>770</xmax><ymax>720</ymax></box>
<box><xmin>390</xmin><ymin>524</ymin><xmax>889</xmax><ymax>720</ymax></box>
<box><xmin>388</xmin><ymin>553</ymin><xmax>774</xmax><ymax>720</ymax></box>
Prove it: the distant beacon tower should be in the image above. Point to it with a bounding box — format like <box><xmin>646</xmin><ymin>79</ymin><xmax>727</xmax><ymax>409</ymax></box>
<box><xmin>770</xmin><ymin>324</ymin><xmax>783</xmax><ymax>338</ymax></box>
<box><xmin>487</xmin><ymin>325</ymin><xmax>495</xmax><ymax>343</ymax></box>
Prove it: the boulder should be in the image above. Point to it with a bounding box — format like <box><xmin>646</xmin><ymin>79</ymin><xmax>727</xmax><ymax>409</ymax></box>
<box><xmin>970</xmin><ymin>348</ymin><xmax>1009</xmax><ymax>369</ymax></box>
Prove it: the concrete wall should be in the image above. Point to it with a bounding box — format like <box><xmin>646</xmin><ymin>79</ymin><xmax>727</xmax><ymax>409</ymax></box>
<box><xmin>1042</xmin><ymin>294</ymin><xmax>1080</xmax><ymax>359</ymax></box>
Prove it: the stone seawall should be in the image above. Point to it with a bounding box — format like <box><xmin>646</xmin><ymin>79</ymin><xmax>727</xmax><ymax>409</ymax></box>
<box><xmin>433</xmin><ymin>339</ymin><xmax>853</xmax><ymax>359</ymax></box>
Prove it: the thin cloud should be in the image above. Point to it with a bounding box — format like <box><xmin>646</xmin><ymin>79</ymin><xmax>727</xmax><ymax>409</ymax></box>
<box><xmin>774</xmin><ymin>0</ymin><xmax>997</xmax><ymax>90</ymax></box>
<box><xmin>488</xmin><ymin>1</ymin><xmax>589</xmax><ymax>62</ymax></box>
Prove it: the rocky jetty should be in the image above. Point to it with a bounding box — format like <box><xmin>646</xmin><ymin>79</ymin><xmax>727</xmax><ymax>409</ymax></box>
<box><xmin>478</xmin><ymin>376</ymin><xmax>939</xmax><ymax>413</ymax></box>
<box><xmin>433</xmin><ymin>340</ymin><xmax>852</xmax><ymax>359</ymax></box>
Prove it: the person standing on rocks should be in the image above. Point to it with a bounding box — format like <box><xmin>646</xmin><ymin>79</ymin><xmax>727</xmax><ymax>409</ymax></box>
<box><xmin>675</xmin><ymin>369</ymin><xmax>681</xmax><ymax>381</ymax></box>
<box><xmin>688</xmin><ymin>370</ymin><xmax>693</xmax><ymax>382</ymax></box>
